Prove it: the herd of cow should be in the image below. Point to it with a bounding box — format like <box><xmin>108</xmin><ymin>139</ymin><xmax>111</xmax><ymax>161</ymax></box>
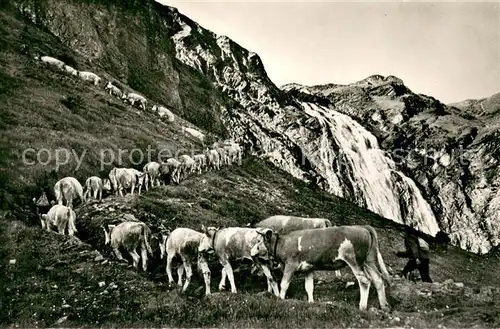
<box><xmin>32</xmin><ymin>54</ymin><xmax>392</xmax><ymax>311</ymax></box>
<box><xmin>35</xmin><ymin>172</ymin><xmax>391</xmax><ymax>312</ymax></box>
<box><xmin>34</xmin><ymin>54</ymin><xmax>177</xmax><ymax>121</ymax></box>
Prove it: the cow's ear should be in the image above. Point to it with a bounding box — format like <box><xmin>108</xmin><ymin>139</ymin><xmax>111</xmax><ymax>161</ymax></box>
<box><xmin>264</xmin><ymin>228</ymin><xmax>273</xmax><ymax>241</ymax></box>
<box><xmin>201</xmin><ymin>224</ymin><xmax>207</xmax><ymax>234</ymax></box>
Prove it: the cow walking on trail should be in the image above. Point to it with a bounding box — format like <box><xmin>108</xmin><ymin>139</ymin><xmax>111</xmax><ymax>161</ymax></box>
<box><xmin>102</xmin><ymin>221</ymin><xmax>153</xmax><ymax>271</ymax></box>
<box><xmin>270</xmin><ymin>225</ymin><xmax>391</xmax><ymax>311</ymax></box>
<box><xmin>396</xmin><ymin>226</ymin><xmax>433</xmax><ymax>283</ymax></box>
<box><xmin>54</xmin><ymin>177</ymin><xmax>85</xmax><ymax>209</ymax></box>
<box><xmin>212</xmin><ymin>227</ymin><xmax>280</xmax><ymax>297</ymax></box>
<box><xmin>159</xmin><ymin>226</ymin><xmax>218</xmax><ymax>295</ymax></box>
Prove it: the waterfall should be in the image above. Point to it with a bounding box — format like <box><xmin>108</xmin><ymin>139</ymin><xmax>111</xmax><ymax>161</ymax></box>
<box><xmin>301</xmin><ymin>102</ymin><xmax>440</xmax><ymax>236</ymax></box>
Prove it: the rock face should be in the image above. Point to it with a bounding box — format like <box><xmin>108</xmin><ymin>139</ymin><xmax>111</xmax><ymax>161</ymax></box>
<box><xmin>12</xmin><ymin>0</ymin><xmax>500</xmax><ymax>252</ymax></box>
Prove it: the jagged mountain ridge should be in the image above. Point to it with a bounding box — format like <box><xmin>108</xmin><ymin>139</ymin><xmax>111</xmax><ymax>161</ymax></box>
<box><xmin>12</xmin><ymin>0</ymin><xmax>500</xmax><ymax>252</ymax></box>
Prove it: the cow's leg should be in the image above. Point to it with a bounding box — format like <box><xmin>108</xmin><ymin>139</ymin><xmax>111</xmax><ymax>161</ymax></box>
<box><xmin>279</xmin><ymin>262</ymin><xmax>297</xmax><ymax>300</ymax></box>
<box><xmin>98</xmin><ymin>189</ymin><xmax>102</xmax><ymax>202</ymax></box>
<box><xmin>131</xmin><ymin>183</ymin><xmax>135</xmax><ymax>195</ymax></box>
<box><xmin>335</xmin><ymin>270</ymin><xmax>341</xmax><ymax>278</ymax></box>
<box><xmin>222</xmin><ymin>262</ymin><xmax>237</xmax><ymax>293</ymax></box>
<box><xmin>365</xmin><ymin>263</ymin><xmax>389</xmax><ymax>311</ymax></box>
<box><xmin>166</xmin><ymin>252</ymin><xmax>175</xmax><ymax>286</ymax></box>
<box><xmin>259</xmin><ymin>263</ymin><xmax>280</xmax><ymax>297</ymax></box>
<box><xmin>144</xmin><ymin>174</ymin><xmax>149</xmax><ymax>191</ymax></box>
<box><xmin>198</xmin><ymin>255</ymin><xmax>211</xmax><ymax>295</ymax></box>
<box><xmin>93</xmin><ymin>188</ymin><xmax>98</xmax><ymax>200</ymax></box>
<box><xmin>304</xmin><ymin>272</ymin><xmax>314</xmax><ymax>302</ymax></box>
<box><xmin>219</xmin><ymin>267</ymin><xmax>227</xmax><ymax>291</ymax></box>
<box><xmin>140</xmin><ymin>244</ymin><xmax>148</xmax><ymax>271</ymax></box>
<box><xmin>129</xmin><ymin>249</ymin><xmax>141</xmax><ymax>269</ymax></box>
<box><xmin>344</xmin><ymin>259</ymin><xmax>371</xmax><ymax>311</ymax></box>
<box><xmin>180</xmin><ymin>256</ymin><xmax>193</xmax><ymax>292</ymax></box>
<box><xmin>113</xmin><ymin>248</ymin><xmax>126</xmax><ymax>263</ymax></box>
<box><xmin>177</xmin><ymin>265</ymin><xmax>185</xmax><ymax>287</ymax></box>
<box><xmin>83</xmin><ymin>189</ymin><xmax>89</xmax><ymax>201</ymax></box>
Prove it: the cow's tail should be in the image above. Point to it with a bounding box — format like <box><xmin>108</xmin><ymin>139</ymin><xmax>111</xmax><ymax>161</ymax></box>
<box><xmin>325</xmin><ymin>219</ymin><xmax>333</xmax><ymax>227</ymax></box>
<box><xmin>365</xmin><ymin>225</ymin><xmax>391</xmax><ymax>285</ymax></box>
<box><xmin>142</xmin><ymin>224</ymin><xmax>153</xmax><ymax>256</ymax></box>
<box><xmin>67</xmin><ymin>208</ymin><xmax>78</xmax><ymax>235</ymax></box>
<box><xmin>55</xmin><ymin>181</ymin><xmax>65</xmax><ymax>205</ymax></box>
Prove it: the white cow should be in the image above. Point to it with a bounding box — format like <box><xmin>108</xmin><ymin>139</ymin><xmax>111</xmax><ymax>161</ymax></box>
<box><xmin>213</xmin><ymin>227</ymin><xmax>280</xmax><ymax>296</ymax></box>
<box><xmin>159</xmin><ymin>226</ymin><xmax>218</xmax><ymax>295</ymax></box>
<box><xmin>109</xmin><ymin>167</ymin><xmax>145</xmax><ymax>196</ymax></box>
<box><xmin>122</xmin><ymin>92</ymin><xmax>147</xmax><ymax>110</ymax></box>
<box><xmin>54</xmin><ymin>177</ymin><xmax>85</xmax><ymax>209</ymax></box>
<box><xmin>102</xmin><ymin>221</ymin><xmax>153</xmax><ymax>271</ymax></box>
<box><xmin>153</xmin><ymin>105</ymin><xmax>175</xmax><ymax>122</ymax></box>
<box><xmin>182</xmin><ymin>126</ymin><xmax>205</xmax><ymax>141</ymax></box>
<box><xmin>143</xmin><ymin>161</ymin><xmax>161</xmax><ymax>191</ymax></box>
<box><xmin>64</xmin><ymin>65</ymin><xmax>79</xmax><ymax>76</ymax></box>
<box><xmin>78</xmin><ymin>71</ymin><xmax>101</xmax><ymax>86</ymax></box>
<box><xmin>41</xmin><ymin>204</ymin><xmax>77</xmax><ymax>236</ymax></box>
<box><xmin>104</xmin><ymin>81</ymin><xmax>123</xmax><ymax>98</ymax></box>
<box><xmin>193</xmin><ymin>154</ymin><xmax>207</xmax><ymax>174</ymax></box>
<box><xmin>84</xmin><ymin>176</ymin><xmax>111</xmax><ymax>202</ymax></box>
<box><xmin>160</xmin><ymin>158</ymin><xmax>182</xmax><ymax>184</ymax></box>
<box><xmin>36</xmin><ymin>55</ymin><xmax>65</xmax><ymax>70</ymax></box>
<box><xmin>204</xmin><ymin>149</ymin><xmax>220</xmax><ymax>171</ymax></box>
<box><xmin>178</xmin><ymin>155</ymin><xmax>196</xmax><ymax>180</ymax></box>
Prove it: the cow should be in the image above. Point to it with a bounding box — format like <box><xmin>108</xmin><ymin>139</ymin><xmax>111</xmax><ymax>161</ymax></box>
<box><xmin>104</xmin><ymin>81</ymin><xmax>123</xmax><ymax>98</ymax></box>
<box><xmin>84</xmin><ymin>176</ymin><xmax>111</xmax><ymax>202</ymax></box>
<box><xmin>54</xmin><ymin>177</ymin><xmax>85</xmax><ymax>209</ymax></box>
<box><xmin>182</xmin><ymin>126</ymin><xmax>205</xmax><ymax>141</ymax></box>
<box><xmin>153</xmin><ymin>105</ymin><xmax>175</xmax><ymax>122</ymax></box>
<box><xmin>269</xmin><ymin>225</ymin><xmax>391</xmax><ymax>311</ymax></box>
<box><xmin>160</xmin><ymin>158</ymin><xmax>182</xmax><ymax>185</ymax></box>
<box><xmin>253</xmin><ymin>215</ymin><xmax>341</xmax><ymax>279</ymax></box>
<box><xmin>113</xmin><ymin>168</ymin><xmax>145</xmax><ymax>196</ymax></box>
<box><xmin>143</xmin><ymin>161</ymin><xmax>161</xmax><ymax>191</ymax></box>
<box><xmin>212</xmin><ymin>227</ymin><xmax>280</xmax><ymax>296</ymax></box>
<box><xmin>193</xmin><ymin>154</ymin><xmax>207</xmax><ymax>174</ymax></box>
<box><xmin>78</xmin><ymin>71</ymin><xmax>101</xmax><ymax>86</ymax></box>
<box><xmin>159</xmin><ymin>226</ymin><xmax>218</xmax><ymax>295</ymax></box>
<box><xmin>122</xmin><ymin>92</ymin><xmax>147</xmax><ymax>110</ymax></box>
<box><xmin>178</xmin><ymin>155</ymin><xmax>196</xmax><ymax>180</ymax></box>
<box><xmin>64</xmin><ymin>65</ymin><xmax>78</xmax><ymax>76</ymax></box>
<box><xmin>35</xmin><ymin>55</ymin><xmax>65</xmax><ymax>70</ymax></box>
<box><xmin>41</xmin><ymin>204</ymin><xmax>77</xmax><ymax>236</ymax></box>
<box><xmin>204</xmin><ymin>149</ymin><xmax>220</xmax><ymax>171</ymax></box>
<box><xmin>215</xmin><ymin>148</ymin><xmax>229</xmax><ymax>166</ymax></box>
<box><xmin>102</xmin><ymin>221</ymin><xmax>153</xmax><ymax>271</ymax></box>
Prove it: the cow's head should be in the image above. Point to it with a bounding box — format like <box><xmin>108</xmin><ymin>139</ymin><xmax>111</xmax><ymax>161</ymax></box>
<box><xmin>102</xmin><ymin>224</ymin><xmax>116</xmax><ymax>245</ymax></box>
<box><xmin>198</xmin><ymin>225</ymin><xmax>219</xmax><ymax>254</ymax></box>
<box><xmin>102</xmin><ymin>179</ymin><xmax>112</xmax><ymax>191</ymax></box>
<box><xmin>250</xmin><ymin>228</ymin><xmax>274</xmax><ymax>258</ymax></box>
<box><xmin>159</xmin><ymin>232</ymin><xmax>169</xmax><ymax>259</ymax></box>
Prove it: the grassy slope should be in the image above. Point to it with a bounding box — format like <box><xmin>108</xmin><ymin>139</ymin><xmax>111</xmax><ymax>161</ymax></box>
<box><xmin>1</xmin><ymin>5</ymin><xmax>500</xmax><ymax>329</ymax></box>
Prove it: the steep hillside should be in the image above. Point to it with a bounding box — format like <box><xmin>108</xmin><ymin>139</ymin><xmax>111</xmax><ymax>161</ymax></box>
<box><xmin>6</xmin><ymin>0</ymin><xmax>500</xmax><ymax>252</ymax></box>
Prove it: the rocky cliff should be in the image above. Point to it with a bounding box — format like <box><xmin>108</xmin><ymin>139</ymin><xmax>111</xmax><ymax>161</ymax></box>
<box><xmin>12</xmin><ymin>0</ymin><xmax>500</xmax><ymax>252</ymax></box>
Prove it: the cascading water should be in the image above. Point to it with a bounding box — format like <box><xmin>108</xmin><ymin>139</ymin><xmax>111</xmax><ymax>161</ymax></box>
<box><xmin>300</xmin><ymin>102</ymin><xmax>440</xmax><ymax>236</ymax></box>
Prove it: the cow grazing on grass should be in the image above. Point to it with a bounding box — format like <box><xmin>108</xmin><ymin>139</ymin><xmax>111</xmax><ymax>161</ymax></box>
<box><xmin>122</xmin><ymin>92</ymin><xmax>147</xmax><ymax>110</ymax></box>
<box><xmin>160</xmin><ymin>158</ymin><xmax>182</xmax><ymax>185</ymax></box>
<box><xmin>193</xmin><ymin>154</ymin><xmax>207</xmax><ymax>174</ymax></box>
<box><xmin>102</xmin><ymin>221</ymin><xmax>153</xmax><ymax>271</ymax></box>
<box><xmin>84</xmin><ymin>176</ymin><xmax>111</xmax><ymax>202</ymax></box>
<box><xmin>204</xmin><ymin>149</ymin><xmax>220</xmax><ymax>171</ymax></box>
<box><xmin>270</xmin><ymin>225</ymin><xmax>391</xmax><ymax>311</ymax></box>
<box><xmin>159</xmin><ymin>226</ymin><xmax>218</xmax><ymax>295</ymax></box>
<box><xmin>78</xmin><ymin>71</ymin><xmax>101</xmax><ymax>86</ymax></box>
<box><xmin>105</xmin><ymin>81</ymin><xmax>123</xmax><ymax>98</ymax></box>
<box><xmin>109</xmin><ymin>167</ymin><xmax>145</xmax><ymax>196</ymax></box>
<box><xmin>54</xmin><ymin>177</ymin><xmax>85</xmax><ymax>209</ymax></box>
<box><xmin>212</xmin><ymin>227</ymin><xmax>280</xmax><ymax>296</ymax></box>
<box><xmin>36</xmin><ymin>55</ymin><xmax>65</xmax><ymax>70</ymax></box>
<box><xmin>153</xmin><ymin>105</ymin><xmax>175</xmax><ymax>122</ymax></box>
<box><xmin>41</xmin><ymin>204</ymin><xmax>77</xmax><ymax>236</ymax></box>
<box><xmin>64</xmin><ymin>65</ymin><xmax>78</xmax><ymax>76</ymax></box>
<box><xmin>178</xmin><ymin>155</ymin><xmax>196</xmax><ymax>180</ymax></box>
<box><xmin>143</xmin><ymin>161</ymin><xmax>161</xmax><ymax>191</ymax></box>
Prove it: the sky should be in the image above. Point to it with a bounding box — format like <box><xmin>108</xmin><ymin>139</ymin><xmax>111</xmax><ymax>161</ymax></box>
<box><xmin>158</xmin><ymin>0</ymin><xmax>499</xmax><ymax>103</ymax></box>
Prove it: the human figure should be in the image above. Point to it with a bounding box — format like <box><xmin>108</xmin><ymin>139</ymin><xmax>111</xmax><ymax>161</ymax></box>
<box><xmin>396</xmin><ymin>226</ymin><xmax>433</xmax><ymax>283</ymax></box>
